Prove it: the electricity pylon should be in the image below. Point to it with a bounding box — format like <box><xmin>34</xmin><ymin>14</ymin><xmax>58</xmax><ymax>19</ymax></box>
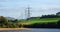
<box><xmin>25</xmin><ymin>6</ymin><xmax>31</xmax><ymax>20</ymax></box>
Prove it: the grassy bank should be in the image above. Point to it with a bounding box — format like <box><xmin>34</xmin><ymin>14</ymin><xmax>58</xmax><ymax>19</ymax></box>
<box><xmin>20</xmin><ymin>18</ymin><xmax>60</xmax><ymax>25</ymax></box>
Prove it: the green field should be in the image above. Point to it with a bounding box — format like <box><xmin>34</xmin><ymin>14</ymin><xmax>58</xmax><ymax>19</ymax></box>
<box><xmin>20</xmin><ymin>18</ymin><xmax>60</xmax><ymax>25</ymax></box>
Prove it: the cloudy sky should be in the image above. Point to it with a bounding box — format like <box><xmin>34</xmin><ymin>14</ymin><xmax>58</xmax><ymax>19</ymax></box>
<box><xmin>0</xmin><ymin>0</ymin><xmax>60</xmax><ymax>19</ymax></box>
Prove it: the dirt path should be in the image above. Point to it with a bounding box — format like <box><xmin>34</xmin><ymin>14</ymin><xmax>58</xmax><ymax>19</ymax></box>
<box><xmin>0</xmin><ymin>28</ymin><xmax>31</xmax><ymax>30</ymax></box>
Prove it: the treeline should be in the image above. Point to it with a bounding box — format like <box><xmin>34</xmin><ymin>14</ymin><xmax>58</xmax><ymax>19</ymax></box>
<box><xmin>28</xmin><ymin>12</ymin><xmax>60</xmax><ymax>19</ymax></box>
<box><xmin>23</xmin><ymin>20</ymin><xmax>60</xmax><ymax>28</ymax></box>
<box><xmin>0</xmin><ymin>16</ymin><xmax>21</xmax><ymax>28</ymax></box>
<box><xmin>40</xmin><ymin>15</ymin><xmax>60</xmax><ymax>18</ymax></box>
<box><xmin>29</xmin><ymin>15</ymin><xmax>60</xmax><ymax>20</ymax></box>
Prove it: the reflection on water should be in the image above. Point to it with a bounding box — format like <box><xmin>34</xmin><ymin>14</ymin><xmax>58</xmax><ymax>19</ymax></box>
<box><xmin>0</xmin><ymin>29</ymin><xmax>60</xmax><ymax>32</ymax></box>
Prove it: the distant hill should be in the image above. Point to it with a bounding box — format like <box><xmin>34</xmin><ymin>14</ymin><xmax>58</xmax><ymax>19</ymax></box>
<box><xmin>5</xmin><ymin>17</ymin><xmax>16</xmax><ymax>21</ymax></box>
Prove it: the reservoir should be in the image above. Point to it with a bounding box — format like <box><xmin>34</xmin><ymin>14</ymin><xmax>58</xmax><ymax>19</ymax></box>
<box><xmin>0</xmin><ymin>28</ymin><xmax>60</xmax><ymax>32</ymax></box>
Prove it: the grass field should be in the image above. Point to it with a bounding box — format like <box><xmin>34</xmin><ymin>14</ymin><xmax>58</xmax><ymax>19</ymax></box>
<box><xmin>20</xmin><ymin>18</ymin><xmax>60</xmax><ymax>25</ymax></box>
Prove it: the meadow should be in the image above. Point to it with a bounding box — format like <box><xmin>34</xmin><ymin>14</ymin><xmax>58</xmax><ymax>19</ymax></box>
<box><xmin>20</xmin><ymin>18</ymin><xmax>60</xmax><ymax>25</ymax></box>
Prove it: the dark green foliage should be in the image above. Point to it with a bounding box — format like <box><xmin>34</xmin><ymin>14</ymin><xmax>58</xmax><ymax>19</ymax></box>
<box><xmin>56</xmin><ymin>12</ymin><xmax>60</xmax><ymax>16</ymax></box>
<box><xmin>57</xmin><ymin>20</ymin><xmax>60</xmax><ymax>28</ymax></box>
<box><xmin>57</xmin><ymin>20</ymin><xmax>60</xmax><ymax>24</ymax></box>
<box><xmin>0</xmin><ymin>16</ymin><xmax>21</xmax><ymax>28</ymax></box>
<box><xmin>40</xmin><ymin>15</ymin><xmax>60</xmax><ymax>18</ymax></box>
<box><xmin>23</xmin><ymin>22</ymin><xmax>60</xmax><ymax>28</ymax></box>
<box><xmin>0</xmin><ymin>16</ymin><xmax>8</xmax><ymax>23</ymax></box>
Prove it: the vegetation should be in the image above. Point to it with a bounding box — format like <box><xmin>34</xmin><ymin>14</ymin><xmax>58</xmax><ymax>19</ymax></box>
<box><xmin>0</xmin><ymin>12</ymin><xmax>60</xmax><ymax>28</ymax></box>
<box><xmin>0</xmin><ymin>16</ymin><xmax>21</xmax><ymax>28</ymax></box>
<box><xmin>23</xmin><ymin>20</ymin><xmax>60</xmax><ymax>28</ymax></box>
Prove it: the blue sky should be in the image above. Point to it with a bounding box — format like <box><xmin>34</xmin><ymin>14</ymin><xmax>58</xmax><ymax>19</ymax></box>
<box><xmin>0</xmin><ymin>0</ymin><xmax>60</xmax><ymax>19</ymax></box>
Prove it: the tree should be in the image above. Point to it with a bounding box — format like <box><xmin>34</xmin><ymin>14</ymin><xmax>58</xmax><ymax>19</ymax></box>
<box><xmin>0</xmin><ymin>16</ymin><xmax>8</xmax><ymax>24</ymax></box>
<box><xmin>0</xmin><ymin>16</ymin><xmax>9</xmax><ymax>28</ymax></box>
<box><xmin>56</xmin><ymin>12</ymin><xmax>60</xmax><ymax>16</ymax></box>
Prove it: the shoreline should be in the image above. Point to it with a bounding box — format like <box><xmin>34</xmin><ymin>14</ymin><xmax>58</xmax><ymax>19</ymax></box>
<box><xmin>0</xmin><ymin>28</ymin><xmax>59</xmax><ymax>30</ymax></box>
<box><xmin>0</xmin><ymin>28</ymin><xmax>31</xmax><ymax>30</ymax></box>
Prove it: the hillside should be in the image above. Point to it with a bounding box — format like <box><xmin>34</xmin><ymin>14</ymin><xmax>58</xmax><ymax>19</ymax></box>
<box><xmin>20</xmin><ymin>18</ymin><xmax>60</xmax><ymax>25</ymax></box>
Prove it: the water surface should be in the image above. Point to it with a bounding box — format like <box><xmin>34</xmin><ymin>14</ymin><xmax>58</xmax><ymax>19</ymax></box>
<box><xmin>0</xmin><ymin>29</ymin><xmax>60</xmax><ymax>32</ymax></box>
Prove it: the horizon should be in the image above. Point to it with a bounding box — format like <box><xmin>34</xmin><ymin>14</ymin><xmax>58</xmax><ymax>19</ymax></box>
<box><xmin>0</xmin><ymin>0</ymin><xmax>60</xmax><ymax>19</ymax></box>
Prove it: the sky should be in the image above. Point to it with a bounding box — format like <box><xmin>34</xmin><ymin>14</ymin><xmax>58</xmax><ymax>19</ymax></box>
<box><xmin>0</xmin><ymin>0</ymin><xmax>60</xmax><ymax>19</ymax></box>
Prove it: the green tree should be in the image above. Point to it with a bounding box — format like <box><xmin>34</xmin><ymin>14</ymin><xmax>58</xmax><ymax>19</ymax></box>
<box><xmin>0</xmin><ymin>16</ymin><xmax>8</xmax><ymax>28</ymax></box>
<box><xmin>0</xmin><ymin>16</ymin><xmax>8</xmax><ymax>23</ymax></box>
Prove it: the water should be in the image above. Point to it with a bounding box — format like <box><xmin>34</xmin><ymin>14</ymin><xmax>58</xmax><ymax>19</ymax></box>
<box><xmin>0</xmin><ymin>29</ymin><xmax>60</xmax><ymax>32</ymax></box>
